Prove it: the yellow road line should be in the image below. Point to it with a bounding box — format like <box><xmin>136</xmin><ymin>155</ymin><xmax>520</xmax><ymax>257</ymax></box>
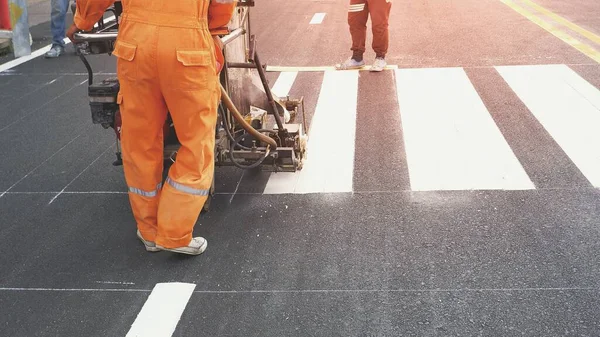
<box><xmin>266</xmin><ymin>65</ymin><xmax>399</xmax><ymax>72</ymax></box>
<box><xmin>501</xmin><ymin>0</ymin><xmax>600</xmax><ymax>64</ymax></box>
<box><xmin>522</xmin><ymin>0</ymin><xmax>600</xmax><ymax>46</ymax></box>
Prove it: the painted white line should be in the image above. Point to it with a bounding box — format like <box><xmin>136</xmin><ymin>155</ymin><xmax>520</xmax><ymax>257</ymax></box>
<box><xmin>126</xmin><ymin>283</ymin><xmax>196</xmax><ymax>337</ymax></box>
<box><xmin>0</xmin><ymin>80</ymin><xmax>85</xmax><ymax>133</ymax></box>
<box><xmin>0</xmin><ymin>287</ymin><xmax>597</xmax><ymax>293</ymax></box>
<box><xmin>95</xmin><ymin>281</ymin><xmax>135</xmax><ymax>285</ymax></box>
<box><xmin>0</xmin><ymin>134</ymin><xmax>82</xmax><ymax>198</ymax></box>
<box><xmin>265</xmin><ymin>70</ymin><xmax>359</xmax><ymax>194</ymax></box>
<box><xmin>0</xmin><ymin>37</ymin><xmax>69</xmax><ymax>73</ymax></box>
<box><xmin>496</xmin><ymin>64</ymin><xmax>600</xmax><ymax>187</ymax></box>
<box><xmin>266</xmin><ymin>65</ymin><xmax>398</xmax><ymax>72</ymax></box>
<box><xmin>395</xmin><ymin>67</ymin><xmax>534</xmax><ymax>191</ymax></box>
<box><xmin>0</xmin><ymin>16</ymin><xmax>115</xmax><ymax>73</ymax></box>
<box><xmin>48</xmin><ymin>142</ymin><xmax>115</xmax><ymax>204</ymax></box>
<box><xmin>310</xmin><ymin>13</ymin><xmax>326</xmax><ymax>24</ymax></box>
<box><xmin>271</xmin><ymin>71</ymin><xmax>298</xmax><ymax>98</ymax></box>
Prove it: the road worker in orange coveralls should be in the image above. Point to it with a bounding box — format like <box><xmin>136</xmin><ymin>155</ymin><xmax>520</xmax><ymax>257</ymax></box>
<box><xmin>67</xmin><ymin>0</ymin><xmax>237</xmax><ymax>255</ymax></box>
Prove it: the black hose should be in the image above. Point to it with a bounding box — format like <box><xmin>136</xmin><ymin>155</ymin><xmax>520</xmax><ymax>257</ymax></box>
<box><xmin>79</xmin><ymin>54</ymin><xmax>93</xmax><ymax>85</ymax></box>
<box><xmin>220</xmin><ymin>84</ymin><xmax>277</xmax><ymax>149</ymax></box>
<box><xmin>218</xmin><ymin>102</ymin><xmax>273</xmax><ymax>169</ymax></box>
<box><xmin>219</xmin><ymin>104</ymin><xmax>252</xmax><ymax>150</ymax></box>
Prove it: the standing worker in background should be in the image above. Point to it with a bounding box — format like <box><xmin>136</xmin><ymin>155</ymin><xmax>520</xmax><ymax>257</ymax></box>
<box><xmin>336</xmin><ymin>0</ymin><xmax>392</xmax><ymax>71</ymax></box>
<box><xmin>45</xmin><ymin>0</ymin><xmax>72</xmax><ymax>58</ymax></box>
<box><xmin>66</xmin><ymin>0</ymin><xmax>236</xmax><ymax>255</ymax></box>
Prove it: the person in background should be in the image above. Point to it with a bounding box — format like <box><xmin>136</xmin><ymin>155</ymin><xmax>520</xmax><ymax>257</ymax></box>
<box><xmin>336</xmin><ymin>0</ymin><xmax>392</xmax><ymax>72</ymax></box>
<box><xmin>45</xmin><ymin>0</ymin><xmax>71</xmax><ymax>58</ymax></box>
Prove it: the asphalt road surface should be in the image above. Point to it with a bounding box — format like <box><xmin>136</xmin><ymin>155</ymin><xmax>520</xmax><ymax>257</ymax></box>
<box><xmin>2</xmin><ymin>0</ymin><xmax>600</xmax><ymax>336</ymax></box>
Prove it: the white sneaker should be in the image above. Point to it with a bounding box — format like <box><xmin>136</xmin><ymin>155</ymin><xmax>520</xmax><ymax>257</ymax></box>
<box><xmin>137</xmin><ymin>230</ymin><xmax>161</xmax><ymax>252</ymax></box>
<box><xmin>335</xmin><ymin>58</ymin><xmax>365</xmax><ymax>70</ymax></box>
<box><xmin>156</xmin><ymin>237</ymin><xmax>208</xmax><ymax>256</ymax></box>
<box><xmin>370</xmin><ymin>57</ymin><xmax>387</xmax><ymax>72</ymax></box>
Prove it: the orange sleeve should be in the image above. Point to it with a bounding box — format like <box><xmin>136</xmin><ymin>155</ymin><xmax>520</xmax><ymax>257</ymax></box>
<box><xmin>74</xmin><ymin>0</ymin><xmax>116</xmax><ymax>31</ymax></box>
<box><xmin>208</xmin><ymin>0</ymin><xmax>238</xmax><ymax>35</ymax></box>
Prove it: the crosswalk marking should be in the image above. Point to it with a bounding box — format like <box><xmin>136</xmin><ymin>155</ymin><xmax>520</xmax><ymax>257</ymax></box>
<box><xmin>271</xmin><ymin>71</ymin><xmax>298</xmax><ymax>98</ymax></box>
<box><xmin>497</xmin><ymin>64</ymin><xmax>600</xmax><ymax>187</ymax></box>
<box><xmin>125</xmin><ymin>283</ymin><xmax>195</xmax><ymax>337</ymax></box>
<box><xmin>395</xmin><ymin>68</ymin><xmax>535</xmax><ymax>191</ymax></box>
<box><xmin>264</xmin><ymin>70</ymin><xmax>359</xmax><ymax>194</ymax></box>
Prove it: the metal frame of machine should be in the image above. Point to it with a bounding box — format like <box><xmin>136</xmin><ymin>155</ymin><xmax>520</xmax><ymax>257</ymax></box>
<box><xmin>72</xmin><ymin>0</ymin><xmax>308</xmax><ymax>210</ymax></box>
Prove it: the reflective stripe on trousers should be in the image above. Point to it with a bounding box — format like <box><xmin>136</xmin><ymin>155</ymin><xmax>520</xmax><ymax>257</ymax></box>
<box><xmin>129</xmin><ymin>183</ymin><xmax>162</xmax><ymax>198</ymax></box>
<box><xmin>165</xmin><ymin>177</ymin><xmax>210</xmax><ymax>196</ymax></box>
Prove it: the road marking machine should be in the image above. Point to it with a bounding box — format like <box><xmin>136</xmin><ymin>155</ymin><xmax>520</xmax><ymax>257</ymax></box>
<box><xmin>72</xmin><ymin>0</ymin><xmax>308</xmax><ymax>210</ymax></box>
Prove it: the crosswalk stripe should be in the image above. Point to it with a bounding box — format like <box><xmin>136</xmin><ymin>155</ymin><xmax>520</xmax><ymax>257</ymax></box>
<box><xmin>125</xmin><ymin>282</ymin><xmax>195</xmax><ymax>337</ymax></box>
<box><xmin>496</xmin><ymin>64</ymin><xmax>600</xmax><ymax>188</ymax></box>
<box><xmin>395</xmin><ymin>67</ymin><xmax>535</xmax><ymax>191</ymax></box>
<box><xmin>271</xmin><ymin>71</ymin><xmax>298</xmax><ymax>98</ymax></box>
<box><xmin>264</xmin><ymin>70</ymin><xmax>359</xmax><ymax>194</ymax></box>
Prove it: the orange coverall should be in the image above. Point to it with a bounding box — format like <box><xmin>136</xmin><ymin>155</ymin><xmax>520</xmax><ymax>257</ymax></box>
<box><xmin>348</xmin><ymin>0</ymin><xmax>392</xmax><ymax>60</ymax></box>
<box><xmin>74</xmin><ymin>0</ymin><xmax>236</xmax><ymax>248</ymax></box>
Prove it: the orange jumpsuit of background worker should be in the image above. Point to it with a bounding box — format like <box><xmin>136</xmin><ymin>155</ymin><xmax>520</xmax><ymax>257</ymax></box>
<box><xmin>73</xmin><ymin>0</ymin><xmax>236</xmax><ymax>250</ymax></box>
<box><xmin>348</xmin><ymin>0</ymin><xmax>392</xmax><ymax>60</ymax></box>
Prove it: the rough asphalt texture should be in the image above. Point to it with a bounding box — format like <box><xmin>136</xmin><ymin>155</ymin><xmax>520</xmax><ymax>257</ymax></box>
<box><xmin>1</xmin><ymin>0</ymin><xmax>600</xmax><ymax>336</ymax></box>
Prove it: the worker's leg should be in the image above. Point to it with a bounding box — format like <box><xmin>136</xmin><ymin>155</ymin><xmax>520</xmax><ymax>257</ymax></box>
<box><xmin>46</xmin><ymin>0</ymin><xmax>70</xmax><ymax>58</ymax></box>
<box><xmin>113</xmin><ymin>34</ymin><xmax>167</xmax><ymax>244</ymax></box>
<box><xmin>348</xmin><ymin>0</ymin><xmax>369</xmax><ymax>61</ymax></box>
<box><xmin>155</xmin><ymin>32</ymin><xmax>220</xmax><ymax>250</ymax></box>
<box><xmin>368</xmin><ymin>0</ymin><xmax>392</xmax><ymax>59</ymax></box>
<box><xmin>336</xmin><ymin>0</ymin><xmax>369</xmax><ymax>69</ymax></box>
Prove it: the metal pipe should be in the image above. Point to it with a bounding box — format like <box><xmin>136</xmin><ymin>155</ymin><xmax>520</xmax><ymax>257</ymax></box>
<box><xmin>227</xmin><ymin>62</ymin><xmax>264</xmax><ymax>69</ymax></box>
<box><xmin>253</xmin><ymin>51</ymin><xmax>285</xmax><ymax>131</ymax></box>
<box><xmin>74</xmin><ymin>32</ymin><xmax>117</xmax><ymax>42</ymax></box>
<box><xmin>221</xmin><ymin>27</ymin><xmax>244</xmax><ymax>46</ymax></box>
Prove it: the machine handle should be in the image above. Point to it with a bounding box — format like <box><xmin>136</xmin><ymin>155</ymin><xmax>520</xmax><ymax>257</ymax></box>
<box><xmin>74</xmin><ymin>29</ymin><xmax>241</xmax><ymax>45</ymax></box>
<box><xmin>73</xmin><ymin>32</ymin><xmax>118</xmax><ymax>42</ymax></box>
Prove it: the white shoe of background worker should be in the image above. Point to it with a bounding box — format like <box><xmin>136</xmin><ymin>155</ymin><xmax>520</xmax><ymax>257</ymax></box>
<box><xmin>67</xmin><ymin>0</ymin><xmax>236</xmax><ymax>255</ymax></box>
<box><xmin>336</xmin><ymin>0</ymin><xmax>392</xmax><ymax>71</ymax></box>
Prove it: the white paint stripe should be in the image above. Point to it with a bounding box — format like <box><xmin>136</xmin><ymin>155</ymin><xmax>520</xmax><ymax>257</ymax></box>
<box><xmin>395</xmin><ymin>68</ymin><xmax>534</xmax><ymax>191</ymax></box>
<box><xmin>0</xmin><ymin>38</ymin><xmax>69</xmax><ymax>73</ymax></box>
<box><xmin>126</xmin><ymin>283</ymin><xmax>196</xmax><ymax>337</ymax></box>
<box><xmin>310</xmin><ymin>13</ymin><xmax>326</xmax><ymax>24</ymax></box>
<box><xmin>265</xmin><ymin>70</ymin><xmax>359</xmax><ymax>194</ymax></box>
<box><xmin>48</xmin><ymin>142</ymin><xmax>115</xmax><ymax>204</ymax></box>
<box><xmin>0</xmin><ymin>16</ymin><xmax>115</xmax><ymax>73</ymax></box>
<box><xmin>271</xmin><ymin>71</ymin><xmax>298</xmax><ymax>98</ymax></box>
<box><xmin>0</xmin><ymin>287</ymin><xmax>598</xmax><ymax>293</ymax></box>
<box><xmin>0</xmin><ymin>134</ymin><xmax>83</xmax><ymax>198</ymax></box>
<box><xmin>496</xmin><ymin>64</ymin><xmax>600</xmax><ymax>187</ymax></box>
<box><xmin>266</xmin><ymin>65</ymin><xmax>398</xmax><ymax>72</ymax></box>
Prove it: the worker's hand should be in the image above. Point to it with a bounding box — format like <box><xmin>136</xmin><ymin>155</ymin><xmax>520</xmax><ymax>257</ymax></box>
<box><xmin>66</xmin><ymin>23</ymin><xmax>80</xmax><ymax>44</ymax></box>
<box><xmin>212</xmin><ymin>35</ymin><xmax>223</xmax><ymax>52</ymax></box>
<box><xmin>212</xmin><ymin>35</ymin><xmax>224</xmax><ymax>74</ymax></box>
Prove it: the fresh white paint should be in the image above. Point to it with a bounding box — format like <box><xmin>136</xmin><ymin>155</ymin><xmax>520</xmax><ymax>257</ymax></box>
<box><xmin>271</xmin><ymin>71</ymin><xmax>298</xmax><ymax>98</ymax></box>
<box><xmin>395</xmin><ymin>67</ymin><xmax>534</xmax><ymax>191</ymax></box>
<box><xmin>497</xmin><ymin>64</ymin><xmax>600</xmax><ymax>187</ymax></box>
<box><xmin>125</xmin><ymin>283</ymin><xmax>196</xmax><ymax>337</ymax></box>
<box><xmin>264</xmin><ymin>70</ymin><xmax>359</xmax><ymax>194</ymax></box>
<box><xmin>310</xmin><ymin>13</ymin><xmax>326</xmax><ymax>24</ymax></box>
